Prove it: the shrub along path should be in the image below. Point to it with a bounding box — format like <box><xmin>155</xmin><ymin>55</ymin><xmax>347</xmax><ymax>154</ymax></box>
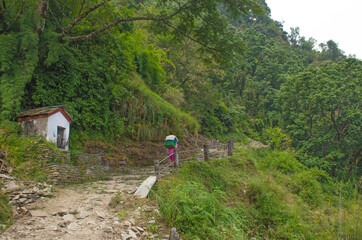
<box><xmin>0</xmin><ymin>166</ymin><xmax>171</xmax><ymax>240</ymax></box>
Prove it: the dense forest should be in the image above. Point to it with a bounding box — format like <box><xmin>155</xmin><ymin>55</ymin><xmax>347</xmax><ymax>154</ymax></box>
<box><xmin>0</xmin><ymin>0</ymin><xmax>361</xmax><ymax>238</ymax></box>
<box><xmin>1</xmin><ymin>0</ymin><xmax>360</xmax><ymax>180</ymax></box>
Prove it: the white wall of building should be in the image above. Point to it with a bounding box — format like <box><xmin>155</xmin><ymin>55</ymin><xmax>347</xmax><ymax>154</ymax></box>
<box><xmin>47</xmin><ymin>111</ymin><xmax>70</xmax><ymax>151</ymax></box>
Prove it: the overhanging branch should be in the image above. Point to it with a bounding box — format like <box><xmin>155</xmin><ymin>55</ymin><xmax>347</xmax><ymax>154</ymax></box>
<box><xmin>68</xmin><ymin>16</ymin><xmax>159</xmax><ymax>41</ymax></box>
<box><xmin>58</xmin><ymin>0</ymin><xmax>230</xmax><ymax>54</ymax></box>
<box><xmin>59</xmin><ymin>0</ymin><xmax>111</xmax><ymax>40</ymax></box>
<box><xmin>61</xmin><ymin>0</ymin><xmax>206</xmax><ymax>41</ymax></box>
<box><xmin>67</xmin><ymin>15</ymin><xmax>218</xmax><ymax>54</ymax></box>
<box><xmin>161</xmin><ymin>20</ymin><xmax>218</xmax><ymax>53</ymax></box>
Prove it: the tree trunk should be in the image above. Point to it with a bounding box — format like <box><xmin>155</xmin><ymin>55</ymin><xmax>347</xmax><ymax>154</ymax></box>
<box><xmin>35</xmin><ymin>0</ymin><xmax>48</xmax><ymax>34</ymax></box>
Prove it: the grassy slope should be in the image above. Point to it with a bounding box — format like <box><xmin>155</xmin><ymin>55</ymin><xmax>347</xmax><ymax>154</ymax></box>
<box><xmin>153</xmin><ymin>145</ymin><xmax>361</xmax><ymax>240</ymax></box>
<box><xmin>123</xmin><ymin>75</ymin><xmax>200</xmax><ymax>139</ymax></box>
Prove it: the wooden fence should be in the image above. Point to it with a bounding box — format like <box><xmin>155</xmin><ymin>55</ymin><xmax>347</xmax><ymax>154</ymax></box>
<box><xmin>154</xmin><ymin>138</ymin><xmax>234</xmax><ymax>179</ymax></box>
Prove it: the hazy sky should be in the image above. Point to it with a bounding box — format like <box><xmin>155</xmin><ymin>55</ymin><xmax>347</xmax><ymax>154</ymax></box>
<box><xmin>266</xmin><ymin>0</ymin><xmax>362</xmax><ymax>59</ymax></box>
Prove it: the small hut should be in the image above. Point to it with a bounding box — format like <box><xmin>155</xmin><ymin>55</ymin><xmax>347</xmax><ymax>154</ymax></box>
<box><xmin>17</xmin><ymin>106</ymin><xmax>72</xmax><ymax>151</ymax></box>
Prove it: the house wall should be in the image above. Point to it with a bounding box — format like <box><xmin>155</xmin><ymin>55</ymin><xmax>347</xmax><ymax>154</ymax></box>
<box><xmin>20</xmin><ymin>118</ymin><xmax>48</xmax><ymax>138</ymax></box>
<box><xmin>47</xmin><ymin>111</ymin><xmax>70</xmax><ymax>151</ymax></box>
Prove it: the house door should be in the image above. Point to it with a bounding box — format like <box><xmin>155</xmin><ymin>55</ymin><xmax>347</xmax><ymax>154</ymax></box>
<box><xmin>57</xmin><ymin>126</ymin><xmax>66</xmax><ymax>149</ymax></box>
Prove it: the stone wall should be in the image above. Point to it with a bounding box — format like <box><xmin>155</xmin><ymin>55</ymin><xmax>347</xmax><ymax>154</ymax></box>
<box><xmin>42</xmin><ymin>147</ymin><xmax>71</xmax><ymax>164</ymax></box>
<box><xmin>43</xmin><ymin>163</ymin><xmax>108</xmax><ymax>185</ymax></box>
<box><xmin>20</xmin><ymin>118</ymin><xmax>48</xmax><ymax>138</ymax></box>
<box><xmin>42</xmin><ymin>152</ymin><xmax>119</xmax><ymax>185</ymax></box>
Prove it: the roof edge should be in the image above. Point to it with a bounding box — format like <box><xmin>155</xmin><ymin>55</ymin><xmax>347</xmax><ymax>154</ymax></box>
<box><xmin>18</xmin><ymin>106</ymin><xmax>72</xmax><ymax>124</ymax></box>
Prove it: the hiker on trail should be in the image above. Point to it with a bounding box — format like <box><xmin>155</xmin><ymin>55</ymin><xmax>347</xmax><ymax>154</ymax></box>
<box><xmin>164</xmin><ymin>135</ymin><xmax>178</xmax><ymax>162</ymax></box>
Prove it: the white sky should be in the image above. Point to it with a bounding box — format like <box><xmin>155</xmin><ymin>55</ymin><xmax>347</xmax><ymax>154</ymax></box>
<box><xmin>266</xmin><ymin>0</ymin><xmax>362</xmax><ymax>59</ymax></box>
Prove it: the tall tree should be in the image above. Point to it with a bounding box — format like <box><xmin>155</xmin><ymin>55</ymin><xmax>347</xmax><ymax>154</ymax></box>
<box><xmin>278</xmin><ymin>58</ymin><xmax>361</xmax><ymax>178</ymax></box>
<box><xmin>319</xmin><ymin>40</ymin><xmax>346</xmax><ymax>62</ymax></box>
<box><xmin>0</xmin><ymin>0</ymin><xmax>264</xmax><ymax>120</ymax></box>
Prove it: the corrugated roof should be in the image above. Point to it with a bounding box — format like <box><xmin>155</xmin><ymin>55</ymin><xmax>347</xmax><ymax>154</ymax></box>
<box><xmin>18</xmin><ymin>106</ymin><xmax>72</xmax><ymax>123</ymax></box>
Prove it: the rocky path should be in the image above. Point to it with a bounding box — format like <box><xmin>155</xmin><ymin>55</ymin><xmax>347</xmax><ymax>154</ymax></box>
<box><xmin>1</xmin><ymin>167</ymin><xmax>170</xmax><ymax>240</ymax></box>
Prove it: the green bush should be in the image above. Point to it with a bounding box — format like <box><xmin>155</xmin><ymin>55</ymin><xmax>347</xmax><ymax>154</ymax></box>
<box><xmin>290</xmin><ymin>169</ymin><xmax>324</xmax><ymax>207</ymax></box>
<box><xmin>256</xmin><ymin>149</ymin><xmax>304</xmax><ymax>173</ymax></box>
<box><xmin>247</xmin><ymin>177</ymin><xmax>310</xmax><ymax>239</ymax></box>
<box><xmin>265</xmin><ymin>127</ymin><xmax>291</xmax><ymax>151</ymax></box>
<box><xmin>155</xmin><ymin>179</ymin><xmax>246</xmax><ymax>239</ymax></box>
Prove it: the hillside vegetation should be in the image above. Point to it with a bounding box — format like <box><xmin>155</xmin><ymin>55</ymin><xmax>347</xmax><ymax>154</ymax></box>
<box><xmin>153</xmin><ymin>146</ymin><xmax>361</xmax><ymax>239</ymax></box>
<box><xmin>0</xmin><ymin>0</ymin><xmax>361</xmax><ymax>237</ymax></box>
<box><xmin>0</xmin><ymin>0</ymin><xmax>360</xmax><ymax>180</ymax></box>
<box><xmin>0</xmin><ymin>0</ymin><xmax>360</xmax><ymax>178</ymax></box>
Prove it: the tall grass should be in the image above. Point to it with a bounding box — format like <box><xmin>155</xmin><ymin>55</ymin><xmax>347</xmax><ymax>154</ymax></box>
<box><xmin>154</xmin><ymin>178</ymin><xmax>247</xmax><ymax>239</ymax></box>
<box><xmin>153</xmin><ymin>148</ymin><xmax>361</xmax><ymax>239</ymax></box>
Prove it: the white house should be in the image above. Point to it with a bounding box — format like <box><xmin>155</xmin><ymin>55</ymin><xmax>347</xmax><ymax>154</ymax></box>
<box><xmin>18</xmin><ymin>106</ymin><xmax>72</xmax><ymax>151</ymax></box>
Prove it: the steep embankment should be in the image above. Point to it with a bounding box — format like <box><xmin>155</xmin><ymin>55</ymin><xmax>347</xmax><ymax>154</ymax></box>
<box><xmin>1</xmin><ymin>167</ymin><xmax>171</xmax><ymax>240</ymax></box>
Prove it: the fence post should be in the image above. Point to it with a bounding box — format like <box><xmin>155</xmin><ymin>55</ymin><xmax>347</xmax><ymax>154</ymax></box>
<box><xmin>228</xmin><ymin>137</ymin><xmax>234</xmax><ymax>156</ymax></box>
<box><xmin>204</xmin><ymin>144</ymin><xmax>209</xmax><ymax>161</ymax></box>
<box><xmin>155</xmin><ymin>161</ymin><xmax>161</xmax><ymax>180</ymax></box>
<box><xmin>174</xmin><ymin>149</ymin><xmax>179</xmax><ymax>171</ymax></box>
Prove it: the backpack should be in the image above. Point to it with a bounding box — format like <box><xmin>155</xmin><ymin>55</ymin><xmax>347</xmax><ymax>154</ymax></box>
<box><xmin>164</xmin><ymin>135</ymin><xmax>178</xmax><ymax>149</ymax></box>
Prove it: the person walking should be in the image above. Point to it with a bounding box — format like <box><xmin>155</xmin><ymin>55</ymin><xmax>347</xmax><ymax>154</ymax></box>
<box><xmin>164</xmin><ymin>135</ymin><xmax>178</xmax><ymax>162</ymax></box>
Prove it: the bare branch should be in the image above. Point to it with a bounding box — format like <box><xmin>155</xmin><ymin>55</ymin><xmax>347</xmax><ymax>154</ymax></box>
<box><xmin>35</xmin><ymin>0</ymin><xmax>49</xmax><ymax>34</ymax></box>
<box><xmin>197</xmin><ymin>12</ymin><xmax>224</xmax><ymax>31</ymax></box>
<box><xmin>68</xmin><ymin>16</ymin><xmax>160</xmax><ymax>41</ymax></box>
<box><xmin>160</xmin><ymin>0</ymin><xmax>205</xmax><ymax>22</ymax></box>
<box><xmin>59</xmin><ymin>0</ymin><xmax>111</xmax><ymax>40</ymax></box>
<box><xmin>3</xmin><ymin>0</ymin><xmax>24</xmax><ymax>33</ymax></box>
<box><xmin>78</xmin><ymin>0</ymin><xmax>86</xmax><ymax>16</ymax></box>
<box><xmin>171</xmin><ymin>0</ymin><xmax>182</xmax><ymax>8</ymax></box>
<box><xmin>48</xmin><ymin>5</ymin><xmax>63</xmax><ymax>31</ymax></box>
<box><xmin>59</xmin><ymin>0</ymin><xmax>225</xmax><ymax>53</ymax></box>
<box><xmin>66</xmin><ymin>0</ymin><xmax>207</xmax><ymax>43</ymax></box>
<box><xmin>68</xmin><ymin>14</ymin><xmax>217</xmax><ymax>54</ymax></box>
<box><xmin>161</xmin><ymin>20</ymin><xmax>217</xmax><ymax>52</ymax></box>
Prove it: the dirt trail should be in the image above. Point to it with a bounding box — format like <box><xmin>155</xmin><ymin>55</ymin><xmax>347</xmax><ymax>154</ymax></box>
<box><xmin>1</xmin><ymin>138</ymin><xmax>268</xmax><ymax>240</ymax></box>
<box><xmin>1</xmin><ymin>167</ymin><xmax>169</xmax><ymax>240</ymax></box>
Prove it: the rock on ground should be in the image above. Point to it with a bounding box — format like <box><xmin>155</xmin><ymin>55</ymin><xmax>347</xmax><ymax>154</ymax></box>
<box><xmin>0</xmin><ymin>166</ymin><xmax>170</xmax><ymax>240</ymax></box>
<box><xmin>134</xmin><ymin>176</ymin><xmax>157</xmax><ymax>198</ymax></box>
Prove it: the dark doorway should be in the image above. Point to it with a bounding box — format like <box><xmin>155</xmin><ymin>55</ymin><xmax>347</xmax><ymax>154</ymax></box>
<box><xmin>57</xmin><ymin>126</ymin><xmax>66</xmax><ymax>149</ymax></box>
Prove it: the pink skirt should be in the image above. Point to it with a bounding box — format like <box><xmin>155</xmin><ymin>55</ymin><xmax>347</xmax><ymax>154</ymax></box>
<box><xmin>168</xmin><ymin>148</ymin><xmax>175</xmax><ymax>162</ymax></box>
